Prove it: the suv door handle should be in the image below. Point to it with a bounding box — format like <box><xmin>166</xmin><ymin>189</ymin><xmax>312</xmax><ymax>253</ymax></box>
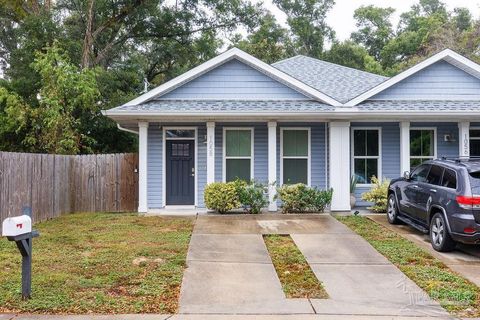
<box><xmin>430</xmin><ymin>189</ymin><xmax>437</xmax><ymax>193</ymax></box>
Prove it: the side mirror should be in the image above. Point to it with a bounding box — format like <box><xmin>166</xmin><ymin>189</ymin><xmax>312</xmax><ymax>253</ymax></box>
<box><xmin>403</xmin><ymin>171</ymin><xmax>411</xmax><ymax>180</ymax></box>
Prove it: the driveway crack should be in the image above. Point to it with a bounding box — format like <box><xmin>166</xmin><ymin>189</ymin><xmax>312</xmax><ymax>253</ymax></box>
<box><xmin>308</xmin><ymin>298</ymin><xmax>317</xmax><ymax>314</ymax></box>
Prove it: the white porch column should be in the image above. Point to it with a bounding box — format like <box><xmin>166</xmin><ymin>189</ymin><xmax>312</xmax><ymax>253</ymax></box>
<box><xmin>268</xmin><ymin>121</ymin><xmax>277</xmax><ymax>212</ymax></box>
<box><xmin>400</xmin><ymin>121</ymin><xmax>410</xmax><ymax>175</ymax></box>
<box><xmin>206</xmin><ymin>122</ymin><xmax>216</xmax><ymax>184</ymax></box>
<box><xmin>329</xmin><ymin>121</ymin><xmax>351</xmax><ymax>211</ymax></box>
<box><xmin>138</xmin><ymin>122</ymin><xmax>149</xmax><ymax>213</ymax></box>
<box><xmin>458</xmin><ymin>121</ymin><xmax>470</xmax><ymax>157</ymax></box>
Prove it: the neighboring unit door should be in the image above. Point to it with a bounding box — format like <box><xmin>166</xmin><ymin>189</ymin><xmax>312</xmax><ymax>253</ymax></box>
<box><xmin>166</xmin><ymin>140</ymin><xmax>195</xmax><ymax>205</ymax></box>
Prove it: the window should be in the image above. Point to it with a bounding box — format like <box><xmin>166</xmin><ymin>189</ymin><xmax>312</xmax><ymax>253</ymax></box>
<box><xmin>166</xmin><ymin>129</ymin><xmax>195</xmax><ymax>139</ymax></box>
<box><xmin>410</xmin><ymin>164</ymin><xmax>430</xmax><ymax>183</ymax></box>
<box><xmin>224</xmin><ymin>128</ymin><xmax>253</xmax><ymax>182</ymax></box>
<box><xmin>410</xmin><ymin>129</ymin><xmax>435</xmax><ymax>169</ymax></box>
<box><xmin>441</xmin><ymin>168</ymin><xmax>457</xmax><ymax>189</ymax></box>
<box><xmin>281</xmin><ymin>129</ymin><xmax>310</xmax><ymax>185</ymax></box>
<box><xmin>352</xmin><ymin>129</ymin><xmax>380</xmax><ymax>184</ymax></box>
<box><xmin>426</xmin><ymin>165</ymin><xmax>443</xmax><ymax>186</ymax></box>
<box><xmin>470</xmin><ymin>129</ymin><xmax>480</xmax><ymax>157</ymax></box>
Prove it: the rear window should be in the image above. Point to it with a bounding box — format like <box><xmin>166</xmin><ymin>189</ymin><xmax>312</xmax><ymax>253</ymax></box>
<box><xmin>469</xmin><ymin>171</ymin><xmax>480</xmax><ymax>194</ymax></box>
<box><xmin>441</xmin><ymin>168</ymin><xmax>457</xmax><ymax>189</ymax></box>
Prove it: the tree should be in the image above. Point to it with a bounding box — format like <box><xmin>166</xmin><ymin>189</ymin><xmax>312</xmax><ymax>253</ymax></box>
<box><xmin>323</xmin><ymin>41</ymin><xmax>384</xmax><ymax>75</ymax></box>
<box><xmin>1</xmin><ymin>43</ymin><xmax>100</xmax><ymax>154</ymax></box>
<box><xmin>453</xmin><ymin>7</ymin><xmax>473</xmax><ymax>32</ymax></box>
<box><xmin>273</xmin><ymin>0</ymin><xmax>335</xmax><ymax>58</ymax></box>
<box><xmin>351</xmin><ymin>5</ymin><xmax>395</xmax><ymax>60</ymax></box>
<box><xmin>232</xmin><ymin>13</ymin><xmax>293</xmax><ymax>63</ymax></box>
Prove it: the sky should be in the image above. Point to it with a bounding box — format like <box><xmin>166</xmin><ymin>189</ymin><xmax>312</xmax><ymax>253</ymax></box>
<box><xmin>260</xmin><ymin>0</ymin><xmax>480</xmax><ymax>41</ymax></box>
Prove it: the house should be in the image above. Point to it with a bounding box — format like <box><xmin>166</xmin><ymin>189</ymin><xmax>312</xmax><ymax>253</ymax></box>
<box><xmin>102</xmin><ymin>48</ymin><xmax>480</xmax><ymax>213</ymax></box>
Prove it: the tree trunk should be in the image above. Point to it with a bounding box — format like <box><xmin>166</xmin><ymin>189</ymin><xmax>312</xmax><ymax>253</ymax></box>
<box><xmin>81</xmin><ymin>0</ymin><xmax>95</xmax><ymax>69</ymax></box>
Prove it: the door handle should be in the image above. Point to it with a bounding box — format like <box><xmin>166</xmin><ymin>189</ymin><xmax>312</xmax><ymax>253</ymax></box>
<box><xmin>430</xmin><ymin>189</ymin><xmax>437</xmax><ymax>193</ymax></box>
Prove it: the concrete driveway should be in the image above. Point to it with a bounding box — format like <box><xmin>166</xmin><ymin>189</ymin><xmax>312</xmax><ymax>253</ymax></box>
<box><xmin>179</xmin><ymin>214</ymin><xmax>448</xmax><ymax>317</ymax></box>
<box><xmin>369</xmin><ymin>214</ymin><xmax>480</xmax><ymax>287</ymax></box>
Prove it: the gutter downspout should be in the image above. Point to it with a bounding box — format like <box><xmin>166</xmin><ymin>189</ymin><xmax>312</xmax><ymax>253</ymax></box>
<box><xmin>117</xmin><ymin>123</ymin><xmax>139</xmax><ymax>135</ymax></box>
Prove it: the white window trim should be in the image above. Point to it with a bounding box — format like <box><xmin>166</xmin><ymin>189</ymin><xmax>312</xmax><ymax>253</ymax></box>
<box><xmin>409</xmin><ymin>127</ymin><xmax>437</xmax><ymax>165</ymax></box>
<box><xmin>351</xmin><ymin>127</ymin><xmax>382</xmax><ymax>187</ymax></box>
<box><xmin>470</xmin><ymin>127</ymin><xmax>480</xmax><ymax>140</ymax></box>
<box><xmin>162</xmin><ymin>126</ymin><xmax>198</xmax><ymax>208</ymax></box>
<box><xmin>280</xmin><ymin>127</ymin><xmax>311</xmax><ymax>186</ymax></box>
<box><xmin>222</xmin><ymin>127</ymin><xmax>255</xmax><ymax>182</ymax></box>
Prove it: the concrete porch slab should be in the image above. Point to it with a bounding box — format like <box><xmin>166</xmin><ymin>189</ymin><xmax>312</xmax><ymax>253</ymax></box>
<box><xmin>194</xmin><ymin>214</ymin><xmax>352</xmax><ymax>234</ymax></box>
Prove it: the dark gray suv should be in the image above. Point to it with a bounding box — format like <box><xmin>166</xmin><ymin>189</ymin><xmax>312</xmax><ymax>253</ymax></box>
<box><xmin>387</xmin><ymin>158</ymin><xmax>480</xmax><ymax>252</ymax></box>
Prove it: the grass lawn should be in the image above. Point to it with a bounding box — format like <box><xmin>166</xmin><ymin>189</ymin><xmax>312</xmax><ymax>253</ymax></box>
<box><xmin>336</xmin><ymin>215</ymin><xmax>480</xmax><ymax>318</ymax></box>
<box><xmin>0</xmin><ymin>212</ymin><xmax>194</xmax><ymax>314</ymax></box>
<box><xmin>263</xmin><ymin>234</ymin><xmax>328</xmax><ymax>299</ymax></box>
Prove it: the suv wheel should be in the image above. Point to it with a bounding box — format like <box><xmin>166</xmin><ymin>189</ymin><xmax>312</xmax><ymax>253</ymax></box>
<box><xmin>387</xmin><ymin>194</ymin><xmax>400</xmax><ymax>224</ymax></box>
<box><xmin>430</xmin><ymin>212</ymin><xmax>456</xmax><ymax>252</ymax></box>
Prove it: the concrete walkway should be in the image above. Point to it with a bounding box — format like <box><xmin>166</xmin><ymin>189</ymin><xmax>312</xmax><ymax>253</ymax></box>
<box><xmin>179</xmin><ymin>214</ymin><xmax>449</xmax><ymax>317</ymax></box>
<box><xmin>369</xmin><ymin>214</ymin><xmax>480</xmax><ymax>287</ymax></box>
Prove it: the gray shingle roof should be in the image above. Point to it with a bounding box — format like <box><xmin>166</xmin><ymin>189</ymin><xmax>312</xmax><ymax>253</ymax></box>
<box><xmin>111</xmin><ymin>100</ymin><xmax>334</xmax><ymax>113</ymax></box>
<box><xmin>356</xmin><ymin>100</ymin><xmax>480</xmax><ymax>112</ymax></box>
<box><xmin>272</xmin><ymin>55</ymin><xmax>389</xmax><ymax>103</ymax></box>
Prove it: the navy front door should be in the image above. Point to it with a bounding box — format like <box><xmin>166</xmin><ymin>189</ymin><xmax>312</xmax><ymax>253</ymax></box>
<box><xmin>166</xmin><ymin>140</ymin><xmax>195</xmax><ymax>205</ymax></box>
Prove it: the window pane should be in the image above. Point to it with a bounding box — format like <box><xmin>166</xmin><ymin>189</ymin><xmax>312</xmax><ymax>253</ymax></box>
<box><xmin>354</xmin><ymin>159</ymin><xmax>367</xmax><ymax>184</ymax></box>
<box><xmin>226</xmin><ymin>159</ymin><xmax>251</xmax><ymax>182</ymax></box>
<box><xmin>411</xmin><ymin>165</ymin><xmax>430</xmax><ymax>183</ymax></box>
<box><xmin>283</xmin><ymin>130</ymin><xmax>308</xmax><ymax>157</ymax></box>
<box><xmin>226</xmin><ymin>130</ymin><xmax>251</xmax><ymax>157</ymax></box>
<box><xmin>470</xmin><ymin>140</ymin><xmax>480</xmax><ymax>157</ymax></box>
<box><xmin>283</xmin><ymin>159</ymin><xmax>308</xmax><ymax>184</ymax></box>
<box><xmin>427</xmin><ymin>165</ymin><xmax>443</xmax><ymax>186</ymax></box>
<box><xmin>410</xmin><ymin>158</ymin><xmax>422</xmax><ymax>170</ymax></box>
<box><xmin>410</xmin><ymin>130</ymin><xmax>422</xmax><ymax>157</ymax></box>
<box><xmin>354</xmin><ymin>158</ymin><xmax>377</xmax><ymax>184</ymax></box>
<box><xmin>442</xmin><ymin>168</ymin><xmax>457</xmax><ymax>189</ymax></box>
<box><xmin>411</xmin><ymin>129</ymin><xmax>434</xmax><ymax>157</ymax></box>
<box><xmin>353</xmin><ymin>130</ymin><xmax>366</xmax><ymax>156</ymax></box>
<box><xmin>166</xmin><ymin>130</ymin><xmax>195</xmax><ymax>138</ymax></box>
<box><xmin>421</xmin><ymin>130</ymin><xmax>434</xmax><ymax>157</ymax></box>
<box><xmin>366</xmin><ymin>130</ymin><xmax>379</xmax><ymax>156</ymax></box>
<box><xmin>470</xmin><ymin>130</ymin><xmax>480</xmax><ymax>138</ymax></box>
<box><xmin>366</xmin><ymin>159</ymin><xmax>378</xmax><ymax>183</ymax></box>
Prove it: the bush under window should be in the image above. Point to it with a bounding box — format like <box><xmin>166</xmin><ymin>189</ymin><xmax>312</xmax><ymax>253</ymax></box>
<box><xmin>276</xmin><ymin>184</ymin><xmax>333</xmax><ymax>213</ymax></box>
<box><xmin>361</xmin><ymin>176</ymin><xmax>390</xmax><ymax>213</ymax></box>
<box><xmin>204</xmin><ymin>182</ymin><xmax>240</xmax><ymax>214</ymax></box>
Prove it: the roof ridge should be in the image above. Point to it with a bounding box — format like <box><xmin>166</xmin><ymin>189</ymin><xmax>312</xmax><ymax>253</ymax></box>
<box><xmin>273</xmin><ymin>54</ymin><xmax>389</xmax><ymax>79</ymax></box>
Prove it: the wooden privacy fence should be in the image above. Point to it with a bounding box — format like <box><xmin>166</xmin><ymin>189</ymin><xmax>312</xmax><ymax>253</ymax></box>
<box><xmin>0</xmin><ymin>152</ymin><xmax>138</xmax><ymax>223</ymax></box>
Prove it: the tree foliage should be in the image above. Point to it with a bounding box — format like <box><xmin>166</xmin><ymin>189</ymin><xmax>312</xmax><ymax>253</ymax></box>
<box><xmin>0</xmin><ymin>0</ymin><xmax>480</xmax><ymax>154</ymax></box>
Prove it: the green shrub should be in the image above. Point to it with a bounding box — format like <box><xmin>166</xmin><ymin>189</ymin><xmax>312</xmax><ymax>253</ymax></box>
<box><xmin>361</xmin><ymin>176</ymin><xmax>390</xmax><ymax>213</ymax></box>
<box><xmin>204</xmin><ymin>182</ymin><xmax>240</xmax><ymax>214</ymax></box>
<box><xmin>235</xmin><ymin>180</ymin><xmax>268</xmax><ymax>214</ymax></box>
<box><xmin>276</xmin><ymin>183</ymin><xmax>333</xmax><ymax>213</ymax></box>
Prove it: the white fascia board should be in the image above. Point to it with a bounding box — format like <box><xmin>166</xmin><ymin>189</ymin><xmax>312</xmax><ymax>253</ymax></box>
<box><xmin>121</xmin><ymin>48</ymin><xmax>341</xmax><ymax>107</ymax></box>
<box><xmin>346</xmin><ymin>49</ymin><xmax>480</xmax><ymax>106</ymax></box>
<box><xmin>104</xmin><ymin>110</ymin><xmax>480</xmax><ymax>120</ymax></box>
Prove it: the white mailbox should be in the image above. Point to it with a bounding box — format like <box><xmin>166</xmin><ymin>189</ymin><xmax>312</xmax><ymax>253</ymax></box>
<box><xmin>2</xmin><ymin>215</ymin><xmax>32</xmax><ymax>237</ymax></box>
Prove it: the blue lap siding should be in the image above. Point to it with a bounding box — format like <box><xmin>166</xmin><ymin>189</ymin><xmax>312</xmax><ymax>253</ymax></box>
<box><xmin>352</xmin><ymin>122</ymin><xmax>460</xmax><ymax>206</ymax></box>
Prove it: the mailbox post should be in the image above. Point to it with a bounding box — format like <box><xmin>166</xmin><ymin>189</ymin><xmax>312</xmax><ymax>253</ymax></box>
<box><xmin>2</xmin><ymin>211</ymin><xmax>39</xmax><ymax>300</ymax></box>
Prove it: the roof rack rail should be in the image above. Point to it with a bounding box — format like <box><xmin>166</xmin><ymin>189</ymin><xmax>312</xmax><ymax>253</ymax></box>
<box><xmin>439</xmin><ymin>156</ymin><xmax>480</xmax><ymax>163</ymax></box>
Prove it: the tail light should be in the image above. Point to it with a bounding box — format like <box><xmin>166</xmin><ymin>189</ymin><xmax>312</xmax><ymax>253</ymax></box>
<box><xmin>456</xmin><ymin>195</ymin><xmax>480</xmax><ymax>209</ymax></box>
